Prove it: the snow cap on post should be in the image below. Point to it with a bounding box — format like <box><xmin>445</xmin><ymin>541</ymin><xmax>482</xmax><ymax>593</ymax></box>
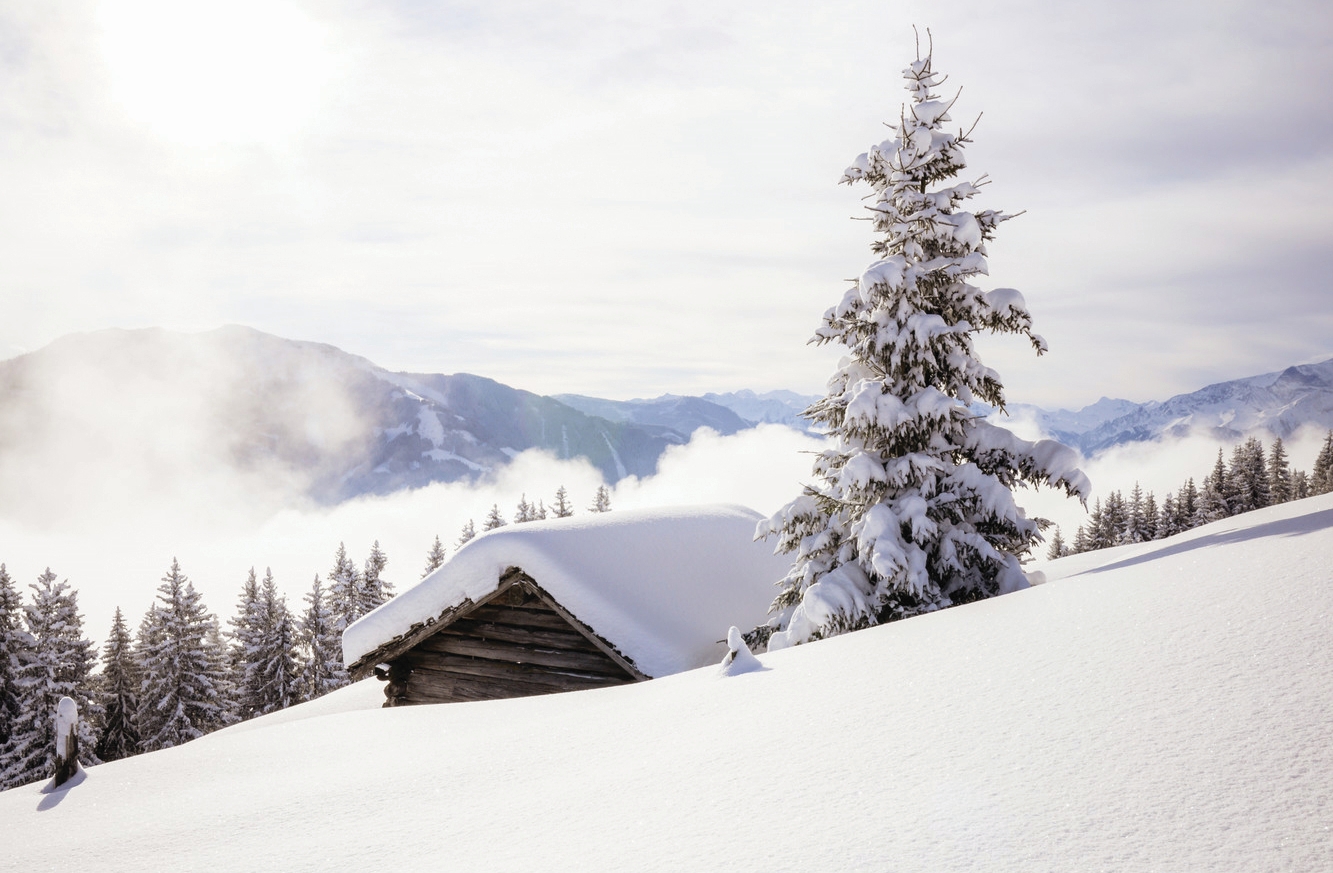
<box><xmin>51</xmin><ymin>696</ymin><xmax>82</xmax><ymax>789</ymax></box>
<box><xmin>719</xmin><ymin>626</ymin><xmax>764</xmax><ymax>676</ymax></box>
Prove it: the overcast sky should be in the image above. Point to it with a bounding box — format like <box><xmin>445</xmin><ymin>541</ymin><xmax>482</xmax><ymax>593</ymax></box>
<box><xmin>2</xmin><ymin>0</ymin><xmax>1330</xmax><ymax>408</ymax></box>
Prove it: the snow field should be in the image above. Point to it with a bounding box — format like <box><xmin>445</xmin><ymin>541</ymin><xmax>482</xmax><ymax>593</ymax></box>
<box><xmin>1</xmin><ymin>495</ymin><xmax>1330</xmax><ymax>871</ymax></box>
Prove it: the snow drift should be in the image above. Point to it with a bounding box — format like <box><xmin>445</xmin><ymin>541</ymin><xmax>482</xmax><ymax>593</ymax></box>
<box><xmin>2</xmin><ymin>495</ymin><xmax>1330</xmax><ymax>871</ymax></box>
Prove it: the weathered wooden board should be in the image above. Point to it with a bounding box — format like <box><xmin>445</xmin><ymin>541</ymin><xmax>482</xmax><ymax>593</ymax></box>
<box><xmin>416</xmin><ymin>635</ymin><xmax>625</xmax><ymax>673</ymax></box>
<box><xmin>366</xmin><ymin>568</ymin><xmax>648</xmax><ymax>706</ymax></box>
<box><xmin>428</xmin><ymin>619</ymin><xmax>605</xmax><ymax>654</ymax></box>
<box><xmin>401</xmin><ymin>652</ymin><xmax>627</xmax><ymax>685</ymax></box>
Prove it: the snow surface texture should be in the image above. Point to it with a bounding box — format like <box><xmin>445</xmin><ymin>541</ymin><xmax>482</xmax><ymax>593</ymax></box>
<box><xmin>3</xmin><ymin>495</ymin><xmax>1330</xmax><ymax>871</ymax></box>
<box><xmin>342</xmin><ymin>504</ymin><xmax>794</xmax><ymax>678</ymax></box>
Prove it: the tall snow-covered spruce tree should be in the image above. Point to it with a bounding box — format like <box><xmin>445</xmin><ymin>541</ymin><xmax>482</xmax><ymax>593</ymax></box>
<box><xmin>757</xmin><ymin>40</ymin><xmax>1088</xmax><ymax>649</ymax></box>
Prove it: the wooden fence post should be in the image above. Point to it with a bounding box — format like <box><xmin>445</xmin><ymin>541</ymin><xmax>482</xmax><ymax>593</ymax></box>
<box><xmin>52</xmin><ymin>696</ymin><xmax>80</xmax><ymax>789</ymax></box>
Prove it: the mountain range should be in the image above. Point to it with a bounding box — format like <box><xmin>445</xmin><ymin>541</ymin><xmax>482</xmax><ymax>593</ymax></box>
<box><xmin>0</xmin><ymin>326</ymin><xmax>811</xmax><ymax>504</ymax></box>
<box><xmin>0</xmin><ymin>326</ymin><xmax>1329</xmax><ymax>507</ymax></box>
<box><xmin>1007</xmin><ymin>358</ymin><xmax>1333</xmax><ymax>454</ymax></box>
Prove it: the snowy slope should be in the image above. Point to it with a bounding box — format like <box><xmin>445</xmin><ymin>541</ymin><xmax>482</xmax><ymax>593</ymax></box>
<box><xmin>2</xmin><ymin>496</ymin><xmax>1330</xmax><ymax>871</ymax></box>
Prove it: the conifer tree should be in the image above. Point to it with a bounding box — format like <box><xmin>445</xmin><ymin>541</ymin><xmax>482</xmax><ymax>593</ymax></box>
<box><xmin>552</xmin><ymin>486</ymin><xmax>575</xmax><ymax>518</ymax></box>
<box><xmin>534</xmin><ymin>499</ymin><xmax>548</xmax><ymax>521</ymax></box>
<box><xmin>1197</xmin><ymin>451</ymin><xmax>1230</xmax><ymax>523</ymax></box>
<box><xmin>1126</xmin><ymin>483</ymin><xmax>1146</xmax><ymax>543</ymax></box>
<box><xmin>456</xmin><ymin>519</ymin><xmax>477</xmax><ymax>546</ymax></box>
<box><xmin>757</xmin><ymin>41</ymin><xmax>1086</xmax><ymax>647</ymax></box>
<box><xmin>1085</xmin><ymin>498</ymin><xmax>1106</xmax><ymax>549</ymax></box>
<box><xmin>483</xmin><ymin>504</ymin><xmax>507</xmax><ymax>531</ymax></box>
<box><xmin>228</xmin><ymin>568</ymin><xmax>266</xmax><ymax>718</ymax></box>
<box><xmin>1312</xmin><ymin>431</ymin><xmax>1333</xmax><ymax>495</ymax></box>
<box><xmin>1267</xmin><ymin>438</ymin><xmax>1292</xmax><ymax>504</ymax></box>
<box><xmin>421</xmin><ymin>536</ymin><xmax>447</xmax><ymax>578</ymax></box>
<box><xmin>514</xmin><ymin>494</ymin><xmax>535</xmax><ymax>524</ymax></box>
<box><xmin>94</xmin><ymin>607</ymin><xmax>141</xmax><ymax>763</ymax></box>
<box><xmin>0</xmin><ymin>570</ymin><xmax>99</xmax><ymax>789</ymax></box>
<box><xmin>1227</xmin><ymin>437</ymin><xmax>1269</xmax><ymax>514</ymax></box>
<box><xmin>1141</xmin><ymin>490</ymin><xmax>1158</xmax><ymax>541</ymax></box>
<box><xmin>1176</xmin><ymin>478</ymin><xmax>1199</xmax><ymax>528</ymax></box>
<box><xmin>298</xmin><ymin>575</ymin><xmax>346</xmax><ymax>701</ymax></box>
<box><xmin>251</xmin><ymin>569</ymin><xmax>299</xmax><ymax>716</ymax></box>
<box><xmin>1071</xmin><ymin>525</ymin><xmax>1089</xmax><ymax>554</ymax></box>
<box><xmin>203</xmin><ymin>616</ymin><xmax>237</xmax><ymax>726</ymax></box>
<box><xmin>1045</xmin><ymin>528</ymin><xmax>1066</xmax><ymax>560</ymax></box>
<box><xmin>589</xmin><ymin>485</ymin><xmax>612</xmax><ymax>514</ymax></box>
<box><xmin>359</xmin><ymin>541</ymin><xmax>392</xmax><ymax>615</ymax></box>
<box><xmin>0</xmin><ymin>564</ymin><xmax>24</xmax><ymax>755</ymax></box>
<box><xmin>327</xmin><ymin>542</ymin><xmax>361</xmax><ymax>632</ymax></box>
<box><xmin>1157</xmin><ymin>493</ymin><xmax>1178</xmax><ymax>539</ymax></box>
<box><xmin>137</xmin><ymin>559</ymin><xmax>227</xmax><ymax>751</ymax></box>
<box><xmin>1104</xmin><ymin>491</ymin><xmax>1128</xmax><ymax>545</ymax></box>
<box><xmin>1291</xmin><ymin>469</ymin><xmax>1311</xmax><ymax>500</ymax></box>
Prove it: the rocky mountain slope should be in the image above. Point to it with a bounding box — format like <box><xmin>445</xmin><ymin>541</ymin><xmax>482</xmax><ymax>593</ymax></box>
<box><xmin>3</xmin><ymin>326</ymin><xmax>1328</xmax><ymax>512</ymax></box>
<box><xmin>0</xmin><ymin>326</ymin><xmax>804</xmax><ymax>505</ymax></box>
<box><xmin>1009</xmin><ymin>358</ymin><xmax>1333</xmax><ymax>454</ymax></box>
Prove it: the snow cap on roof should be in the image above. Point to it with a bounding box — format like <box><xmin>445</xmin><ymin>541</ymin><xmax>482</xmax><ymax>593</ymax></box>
<box><xmin>342</xmin><ymin>504</ymin><xmax>793</xmax><ymax>679</ymax></box>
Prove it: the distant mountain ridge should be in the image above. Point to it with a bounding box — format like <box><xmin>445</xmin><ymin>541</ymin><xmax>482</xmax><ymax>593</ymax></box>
<box><xmin>2</xmin><ymin>327</ymin><xmax>1327</xmax><ymax>513</ymax></box>
<box><xmin>553</xmin><ymin>389</ymin><xmax>818</xmax><ymax>435</ymax></box>
<box><xmin>1007</xmin><ymin>358</ymin><xmax>1333</xmax><ymax>454</ymax></box>
<box><xmin>0</xmin><ymin>327</ymin><xmax>816</xmax><ymax>506</ymax></box>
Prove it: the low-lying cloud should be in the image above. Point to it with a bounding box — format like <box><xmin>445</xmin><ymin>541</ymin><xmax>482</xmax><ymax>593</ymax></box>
<box><xmin>0</xmin><ymin>420</ymin><xmax>825</xmax><ymax>645</ymax></box>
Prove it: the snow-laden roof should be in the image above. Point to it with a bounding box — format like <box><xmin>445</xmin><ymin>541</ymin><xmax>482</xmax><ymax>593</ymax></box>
<box><xmin>342</xmin><ymin>504</ymin><xmax>792</xmax><ymax>678</ymax></box>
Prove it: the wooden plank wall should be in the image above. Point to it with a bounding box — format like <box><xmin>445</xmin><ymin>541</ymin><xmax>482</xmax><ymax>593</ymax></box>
<box><xmin>389</xmin><ymin>585</ymin><xmax>637</xmax><ymax>705</ymax></box>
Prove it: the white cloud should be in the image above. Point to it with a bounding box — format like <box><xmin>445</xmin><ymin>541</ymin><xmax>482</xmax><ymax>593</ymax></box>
<box><xmin>0</xmin><ymin>423</ymin><xmax>822</xmax><ymax>645</ymax></box>
<box><xmin>2</xmin><ymin>0</ymin><xmax>1328</xmax><ymax>405</ymax></box>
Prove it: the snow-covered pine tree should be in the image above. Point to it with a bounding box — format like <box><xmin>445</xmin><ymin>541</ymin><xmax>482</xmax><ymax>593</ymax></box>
<box><xmin>1312</xmin><ymin>431</ymin><xmax>1333</xmax><ymax>495</ymax></box>
<box><xmin>1292</xmin><ymin>469</ymin><xmax>1311</xmax><ymax>500</ymax></box>
<box><xmin>228</xmin><ymin>568</ymin><xmax>266</xmax><ymax>718</ymax></box>
<box><xmin>483</xmin><ymin>504</ymin><xmax>507</xmax><ymax>531</ymax></box>
<box><xmin>94</xmin><ymin>607</ymin><xmax>141</xmax><ymax>762</ymax></box>
<box><xmin>1104</xmin><ymin>491</ymin><xmax>1128</xmax><ymax>545</ymax></box>
<box><xmin>1197</xmin><ymin>451</ymin><xmax>1230</xmax><ymax>524</ymax></box>
<box><xmin>1071</xmin><ymin>525</ymin><xmax>1089</xmax><ymax>554</ymax></box>
<box><xmin>1085</xmin><ymin>498</ymin><xmax>1108</xmax><ymax>550</ymax></box>
<box><xmin>1227</xmin><ymin>437</ymin><xmax>1269</xmax><ymax>514</ymax></box>
<box><xmin>1141</xmin><ymin>490</ymin><xmax>1158</xmax><ymax>541</ymax></box>
<box><xmin>1127</xmin><ymin>483</ymin><xmax>1146</xmax><ymax>543</ymax></box>
<box><xmin>204</xmin><ymin>615</ymin><xmax>237</xmax><ymax>726</ymax></box>
<box><xmin>422</xmin><ymin>536</ymin><xmax>447</xmax><ymax>578</ymax></box>
<box><xmin>1157</xmin><ymin>493</ymin><xmax>1178</xmax><ymax>539</ymax></box>
<box><xmin>359</xmin><ymin>541</ymin><xmax>392</xmax><ymax>615</ymax></box>
<box><xmin>327</xmin><ymin>542</ymin><xmax>361</xmax><ymax>633</ymax></box>
<box><xmin>456</xmin><ymin>519</ymin><xmax>477</xmax><ymax>546</ymax></box>
<box><xmin>136</xmin><ymin>559</ymin><xmax>228</xmax><ymax>751</ymax></box>
<box><xmin>251</xmin><ymin>569</ymin><xmax>299</xmax><ymax>716</ymax></box>
<box><xmin>1176</xmin><ymin>477</ymin><xmax>1199</xmax><ymax>528</ymax></box>
<box><xmin>0</xmin><ymin>564</ymin><xmax>24</xmax><ymax>756</ymax></box>
<box><xmin>1267</xmin><ymin>438</ymin><xmax>1292</xmax><ymax>504</ymax></box>
<box><xmin>534</xmin><ymin>499</ymin><xmax>548</xmax><ymax>521</ymax></box>
<box><xmin>514</xmin><ymin>495</ymin><xmax>534</xmax><ymax>524</ymax></box>
<box><xmin>756</xmin><ymin>40</ymin><xmax>1087</xmax><ymax>648</ymax></box>
<box><xmin>1045</xmin><ymin>528</ymin><xmax>1066</xmax><ymax>560</ymax></box>
<box><xmin>552</xmin><ymin>486</ymin><xmax>574</xmax><ymax>518</ymax></box>
<box><xmin>0</xmin><ymin>569</ymin><xmax>99</xmax><ymax>789</ymax></box>
<box><xmin>298</xmin><ymin>575</ymin><xmax>347</xmax><ymax>701</ymax></box>
<box><xmin>589</xmin><ymin>485</ymin><xmax>612</xmax><ymax>514</ymax></box>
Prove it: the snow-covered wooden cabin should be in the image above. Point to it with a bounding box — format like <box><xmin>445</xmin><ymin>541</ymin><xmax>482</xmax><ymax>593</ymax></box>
<box><xmin>342</xmin><ymin>504</ymin><xmax>792</xmax><ymax>706</ymax></box>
